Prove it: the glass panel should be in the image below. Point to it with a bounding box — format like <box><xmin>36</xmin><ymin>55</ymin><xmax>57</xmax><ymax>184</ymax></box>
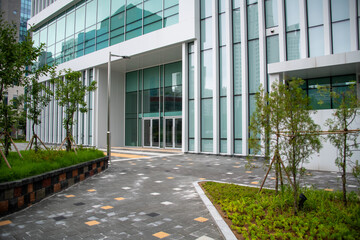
<box><xmin>56</xmin><ymin>17</ymin><xmax>65</xmax><ymax>42</ymax></box>
<box><xmin>125</xmin><ymin>118</ymin><xmax>137</xmax><ymax>146</ymax></box>
<box><xmin>285</xmin><ymin>0</ymin><xmax>300</xmax><ymax>31</ymax></box>
<box><xmin>143</xmin><ymin>89</ymin><xmax>160</xmax><ymax>113</ymax></box>
<box><xmin>144</xmin><ymin>120</ymin><xmax>151</xmax><ymax>146</ymax></box>
<box><xmin>144</xmin><ymin>0</ymin><xmax>162</xmax><ymax>16</ymax></box>
<box><xmin>98</xmin><ymin>0</ymin><xmax>110</xmax><ymax>22</ymax></box>
<box><xmin>265</xmin><ymin>0</ymin><xmax>278</xmax><ymax>28</ymax></box>
<box><xmin>220</xmin><ymin>47</ymin><xmax>227</xmax><ymax>96</ymax></box>
<box><xmin>164</xmin><ymin>86</ymin><xmax>182</xmax><ymax>112</ymax></box>
<box><xmin>75</xmin><ymin>5</ymin><xmax>85</xmax><ymax>33</ymax></box>
<box><xmin>233</xmin><ymin>9</ymin><xmax>241</xmax><ymax>43</ymax></box>
<box><xmin>220</xmin><ymin>97</ymin><xmax>227</xmax><ymax>138</ymax></box>
<box><xmin>233</xmin><ymin>0</ymin><xmax>240</xmax><ymax>9</ymax></box>
<box><xmin>266</xmin><ymin>35</ymin><xmax>279</xmax><ymax>63</ymax></box>
<box><xmin>201</xmin><ymin>18</ymin><xmax>212</xmax><ymax>50</ymax></box>
<box><xmin>202</xmin><ymin>139</ymin><xmax>213</xmax><ymax>152</ymax></box>
<box><xmin>307</xmin><ymin>0</ymin><xmax>323</xmax><ymax>27</ymax></box>
<box><xmin>164</xmin><ymin>0</ymin><xmax>178</xmax><ymax>9</ymax></box>
<box><xmin>234</xmin><ymin>96</ymin><xmax>242</xmax><ymax>138</ymax></box>
<box><xmin>164</xmin><ymin>5</ymin><xmax>179</xmax><ymax>17</ymax></box>
<box><xmin>249</xmin><ymin>94</ymin><xmax>257</xmax><ymax>125</ymax></box>
<box><xmin>84</xmin><ymin>25</ymin><xmax>96</xmax><ymax>55</ymax></box>
<box><xmin>332</xmin><ymin>75</ymin><xmax>356</xmax><ymax>86</ymax></box>
<box><xmin>248</xmin><ymin>0</ymin><xmax>258</xmax><ymax>4</ymax></box>
<box><xmin>40</xmin><ymin>27</ymin><xmax>47</xmax><ymax>45</ymax></box>
<box><xmin>175</xmin><ymin>118</ymin><xmax>182</xmax><ymax>148</ymax></box>
<box><xmin>309</xmin><ymin>89</ymin><xmax>331</xmax><ymax>109</ymax></box>
<box><xmin>127</xmin><ymin>0</ymin><xmax>142</xmax><ymax>6</ymax></box>
<box><xmin>86</xmin><ymin>0</ymin><xmax>97</xmax><ymax>28</ymax></box>
<box><xmin>233</xmin><ymin>43</ymin><xmax>242</xmax><ymax>95</ymax></box>
<box><xmin>189</xmin><ymin>139</ymin><xmax>194</xmax><ymax>151</ymax></box>
<box><xmin>219</xmin><ymin>13</ymin><xmax>226</xmax><ymax>46</ymax></box>
<box><xmin>126</xmin><ymin>71</ymin><xmax>138</xmax><ymax>92</ymax></box>
<box><xmin>126</xmin><ymin>26</ymin><xmax>142</xmax><ymax>40</ymax></box>
<box><xmin>164</xmin><ymin>14</ymin><xmax>178</xmax><ymax>27</ymax></box>
<box><xmin>126</xmin><ymin>4</ymin><xmax>143</xmax><ymax>24</ymax></box>
<box><xmin>308</xmin><ymin>26</ymin><xmax>324</xmax><ymax>57</ymax></box>
<box><xmin>48</xmin><ymin>22</ymin><xmax>56</xmax><ymax>46</ymax></box>
<box><xmin>201</xmin><ymin>0</ymin><xmax>212</xmax><ymax>19</ymax></box>
<box><xmin>247</xmin><ymin>3</ymin><xmax>258</xmax><ymax>40</ymax></box>
<box><xmin>144</xmin><ymin>19</ymin><xmax>162</xmax><ymax>34</ymax></box>
<box><xmin>165</xmin><ymin>62</ymin><xmax>182</xmax><ymax>87</ymax></box>
<box><xmin>189</xmin><ymin>100</ymin><xmax>194</xmax><ymax>138</ymax></box>
<box><xmin>66</xmin><ymin>11</ymin><xmax>75</xmax><ymax>38</ymax></box>
<box><xmin>286</xmin><ymin>30</ymin><xmax>300</xmax><ymax>60</ymax></box>
<box><xmin>152</xmin><ymin>119</ymin><xmax>159</xmax><ymax>147</ymax></box>
<box><xmin>234</xmin><ymin>140</ymin><xmax>242</xmax><ymax>154</ymax></box>
<box><xmin>219</xmin><ymin>0</ymin><xmax>226</xmax><ymax>13</ymax></box>
<box><xmin>248</xmin><ymin>40</ymin><xmax>260</xmax><ymax>93</ymax></box>
<box><xmin>166</xmin><ymin>119</ymin><xmax>173</xmax><ymax>147</ymax></box>
<box><xmin>144</xmin><ymin>66</ymin><xmax>159</xmax><ymax>90</ymax></box>
<box><xmin>201</xmin><ymin>50</ymin><xmax>213</xmax><ymax>98</ymax></box>
<box><xmin>201</xmin><ymin>98</ymin><xmax>213</xmax><ymax>138</ymax></box>
<box><xmin>220</xmin><ymin>140</ymin><xmax>227</xmax><ymax>153</ymax></box>
<box><xmin>332</xmin><ymin>21</ymin><xmax>350</xmax><ymax>54</ymax></box>
<box><xmin>111</xmin><ymin>0</ymin><xmax>125</xmax><ymax>15</ymax></box>
<box><xmin>331</xmin><ymin>0</ymin><xmax>349</xmax><ymax>22</ymax></box>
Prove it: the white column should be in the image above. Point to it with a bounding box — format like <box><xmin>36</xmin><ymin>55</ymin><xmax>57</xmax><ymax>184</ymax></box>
<box><xmin>241</xmin><ymin>0</ymin><xmax>248</xmax><ymax>155</ymax></box>
<box><xmin>213</xmin><ymin>0</ymin><xmax>220</xmax><ymax>154</ymax></box>
<box><xmin>194</xmin><ymin>39</ymin><xmax>201</xmax><ymax>153</ymax></box>
<box><xmin>350</xmin><ymin>0</ymin><xmax>358</xmax><ymax>51</ymax></box>
<box><xmin>226</xmin><ymin>0</ymin><xmax>234</xmax><ymax>155</ymax></box>
<box><xmin>323</xmin><ymin>0</ymin><xmax>332</xmax><ymax>55</ymax></box>
<box><xmin>278</xmin><ymin>0</ymin><xmax>286</xmax><ymax>62</ymax></box>
<box><xmin>299</xmin><ymin>0</ymin><xmax>308</xmax><ymax>58</ymax></box>
<box><xmin>182</xmin><ymin>43</ymin><xmax>189</xmax><ymax>152</ymax></box>
<box><xmin>258</xmin><ymin>0</ymin><xmax>267</xmax><ymax>88</ymax></box>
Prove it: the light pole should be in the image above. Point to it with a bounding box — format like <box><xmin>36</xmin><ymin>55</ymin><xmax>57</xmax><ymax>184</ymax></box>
<box><xmin>107</xmin><ymin>52</ymin><xmax>130</xmax><ymax>159</ymax></box>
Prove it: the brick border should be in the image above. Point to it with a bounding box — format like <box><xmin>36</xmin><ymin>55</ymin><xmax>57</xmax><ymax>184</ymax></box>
<box><xmin>0</xmin><ymin>156</ymin><xmax>109</xmax><ymax>217</ymax></box>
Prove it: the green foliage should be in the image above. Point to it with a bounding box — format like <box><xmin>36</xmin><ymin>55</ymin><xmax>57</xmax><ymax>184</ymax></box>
<box><xmin>0</xmin><ymin>148</ymin><xmax>105</xmax><ymax>183</ymax></box>
<box><xmin>0</xmin><ymin>15</ymin><xmax>51</xmax><ymax>156</ymax></box>
<box><xmin>203</xmin><ymin>182</ymin><xmax>360</xmax><ymax>240</ymax></box>
<box><xmin>52</xmin><ymin>69</ymin><xmax>97</xmax><ymax>151</ymax></box>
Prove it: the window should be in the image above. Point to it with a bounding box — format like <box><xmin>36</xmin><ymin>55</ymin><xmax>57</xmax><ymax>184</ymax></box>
<box><xmin>285</xmin><ymin>0</ymin><xmax>300</xmax><ymax>60</ymax></box>
<box><xmin>331</xmin><ymin>0</ymin><xmax>350</xmax><ymax>54</ymax></box>
<box><xmin>307</xmin><ymin>0</ymin><xmax>324</xmax><ymax>57</ymax></box>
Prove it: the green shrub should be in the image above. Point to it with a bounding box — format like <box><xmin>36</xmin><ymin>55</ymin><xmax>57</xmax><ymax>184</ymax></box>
<box><xmin>203</xmin><ymin>182</ymin><xmax>360</xmax><ymax>239</ymax></box>
<box><xmin>0</xmin><ymin>148</ymin><xmax>105</xmax><ymax>183</ymax></box>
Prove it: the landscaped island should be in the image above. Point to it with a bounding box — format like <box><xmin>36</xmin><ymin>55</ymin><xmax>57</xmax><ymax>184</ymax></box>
<box><xmin>202</xmin><ymin>181</ymin><xmax>360</xmax><ymax>239</ymax></box>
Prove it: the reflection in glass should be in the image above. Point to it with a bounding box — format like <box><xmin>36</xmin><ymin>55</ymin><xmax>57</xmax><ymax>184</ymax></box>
<box><xmin>332</xmin><ymin>21</ymin><xmax>350</xmax><ymax>54</ymax></box>
<box><xmin>331</xmin><ymin>0</ymin><xmax>349</xmax><ymax>22</ymax></box>
<box><xmin>166</xmin><ymin>119</ymin><xmax>173</xmax><ymax>147</ymax></box>
<box><xmin>144</xmin><ymin>120</ymin><xmax>151</xmax><ymax>146</ymax></box>
<box><xmin>152</xmin><ymin>119</ymin><xmax>159</xmax><ymax>147</ymax></box>
<box><xmin>285</xmin><ymin>0</ymin><xmax>300</xmax><ymax>31</ymax></box>
<box><xmin>265</xmin><ymin>0</ymin><xmax>278</xmax><ymax>28</ymax></box>
<box><xmin>201</xmin><ymin>50</ymin><xmax>213</xmax><ymax>98</ymax></box>
<box><xmin>175</xmin><ymin>119</ymin><xmax>182</xmax><ymax>148</ymax></box>
<box><xmin>307</xmin><ymin>0</ymin><xmax>323</xmax><ymax>27</ymax></box>
<box><xmin>308</xmin><ymin>26</ymin><xmax>324</xmax><ymax>57</ymax></box>
<box><xmin>248</xmin><ymin>40</ymin><xmax>260</xmax><ymax>93</ymax></box>
<box><xmin>201</xmin><ymin>99</ymin><xmax>213</xmax><ymax>138</ymax></box>
<box><xmin>286</xmin><ymin>30</ymin><xmax>300</xmax><ymax>60</ymax></box>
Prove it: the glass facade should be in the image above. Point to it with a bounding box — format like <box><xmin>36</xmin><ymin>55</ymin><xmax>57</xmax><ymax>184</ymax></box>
<box><xmin>125</xmin><ymin>61</ymin><xmax>182</xmax><ymax>147</ymax></box>
<box><xmin>188</xmin><ymin>43</ymin><xmax>195</xmax><ymax>151</ymax></box>
<box><xmin>331</xmin><ymin>0</ymin><xmax>350</xmax><ymax>54</ymax></box>
<box><xmin>285</xmin><ymin>0</ymin><xmax>300</xmax><ymax>60</ymax></box>
<box><xmin>33</xmin><ymin>0</ymin><xmax>179</xmax><ymax>67</ymax></box>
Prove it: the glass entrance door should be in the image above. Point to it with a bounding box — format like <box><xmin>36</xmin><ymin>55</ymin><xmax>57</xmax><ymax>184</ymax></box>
<box><xmin>143</xmin><ymin>118</ymin><xmax>160</xmax><ymax>148</ymax></box>
<box><xmin>165</xmin><ymin>118</ymin><xmax>182</xmax><ymax>149</ymax></box>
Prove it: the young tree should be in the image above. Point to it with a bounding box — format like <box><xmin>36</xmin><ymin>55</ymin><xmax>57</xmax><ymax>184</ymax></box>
<box><xmin>249</xmin><ymin>82</ymin><xmax>287</xmax><ymax>193</ymax></box>
<box><xmin>0</xmin><ymin>15</ymin><xmax>47</xmax><ymax>156</ymax></box>
<box><xmin>281</xmin><ymin>79</ymin><xmax>322</xmax><ymax>213</ymax></box>
<box><xmin>52</xmin><ymin>69</ymin><xmax>97</xmax><ymax>152</ymax></box>
<box><xmin>325</xmin><ymin>83</ymin><xmax>359</xmax><ymax>206</ymax></box>
<box><xmin>23</xmin><ymin>67</ymin><xmax>55</xmax><ymax>152</ymax></box>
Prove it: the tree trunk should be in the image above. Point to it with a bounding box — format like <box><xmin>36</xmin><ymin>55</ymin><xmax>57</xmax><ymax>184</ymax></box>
<box><xmin>342</xmin><ymin>131</ymin><xmax>347</xmax><ymax>206</ymax></box>
<box><xmin>66</xmin><ymin>130</ymin><xmax>71</xmax><ymax>152</ymax></box>
<box><xmin>4</xmin><ymin>106</ymin><xmax>10</xmax><ymax>156</ymax></box>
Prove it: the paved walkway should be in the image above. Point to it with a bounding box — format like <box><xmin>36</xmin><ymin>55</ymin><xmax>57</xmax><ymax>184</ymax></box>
<box><xmin>0</xmin><ymin>148</ymin><xmax>359</xmax><ymax>239</ymax></box>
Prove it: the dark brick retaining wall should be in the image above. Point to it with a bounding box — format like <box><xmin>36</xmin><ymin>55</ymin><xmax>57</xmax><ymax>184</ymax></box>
<box><xmin>0</xmin><ymin>156</ymin><xmax>109</xmax><ymax>217</ymax></box>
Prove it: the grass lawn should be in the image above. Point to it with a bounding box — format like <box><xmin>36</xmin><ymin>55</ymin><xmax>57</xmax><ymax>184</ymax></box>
<box><xmin>0</xmin><ymin>148</ymin><xmax>105</xmax><ymax>183</ymax></box>
<box><xmin>202</xmin><ymin>182</ymin><xmax>360</xmax><ymax>240</ymax></box>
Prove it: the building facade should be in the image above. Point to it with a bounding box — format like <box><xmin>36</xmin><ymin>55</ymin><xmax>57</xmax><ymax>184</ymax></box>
<box><xmin>28</xmin><ymin>0</ymin><xmax>360</xmax><ymax>172</ymax></box>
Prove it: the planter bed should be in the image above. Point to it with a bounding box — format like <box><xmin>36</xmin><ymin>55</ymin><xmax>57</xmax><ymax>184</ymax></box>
<box><xmin>0</xmin><ymin>156</ymin><xmax>108</xmax><ymax>217</ymax></box>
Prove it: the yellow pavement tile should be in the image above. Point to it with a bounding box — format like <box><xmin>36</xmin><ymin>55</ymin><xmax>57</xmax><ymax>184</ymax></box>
<box><xmin>233</xmin><ymin>166</ymin><xmax>240</xmax><ymax>168</ymax></box>
<box><xmin>111</xmin><ymin>153</ymin><xmax>148</xmax><ymax>158</ymax></box>
<box><xmin>114</xmin><ymin>197</ymin><xmax>125</xmax><ymax>201</ymax></box>
<box><xmin>153</xmin><ymin>231</ymin><xmax>170</xmax><ymax>239</ymax></box>
<box><xmin>194</xmin><ymin>217</ymin><xmax>208</xmax><ymax>222</ymax></box>
<box><xmin>235</xmin><ymin>162</ymin><xmax>240</xmax><ymax>164</ymax></box>
<box><xmin>87</xmin><ymin>189</ymin><xmax>96</xmax><ymax>192</ymax></box>
<box><xmin>270</xmin><ymin>177</ymin><xmax>276</xmax><ymax>180</ymax></box>
<box><xmin>176</xmin><ymin>165</ymin><xmax>182</xmax><ymax>167</ymax></box>
<box><xmin>85</xmin><ymin>220</ymin><xmax>100</xmax><ymax>226</ymax></box>
<box><xmin>0</xmin><ymin>220</ymin><xmax>12</xmax><ymax>226</ymax></box>
<box><xmin>189</xmin><ymin>163</ymin><xmax>194</xmax><ymax>165</ymax></box>
<box><xmin>251</xmin><ymin>181</ymin><xmax>259</xmax><ymax>185</ymax></box>
<box><xmin>167</xmin><ymin>177</ymin><xmax>174</xmax><ymax>179</ymax></box>
<box><xmin>199</xmin><ymin>178</ymin><xmax>206</xmax><ymax>180</ymax></box>
<box><xmin>324</xmin><ymin>188</ymin><xmax>334</xmax><ymax>192</ymax></box>
<box><xmin>246</xmin><ymin>171</ymin><xmax>252</xmax><ymax>173</ymax></box>
<box><xmin>65</xmin><ymin>195</ymin><xmax>75</xmax><ymax>198</ymax></box>
<box><xmin>101</xmin><ymin>206</ymin><xmax>113</xmax><ymax>210</ymax></box>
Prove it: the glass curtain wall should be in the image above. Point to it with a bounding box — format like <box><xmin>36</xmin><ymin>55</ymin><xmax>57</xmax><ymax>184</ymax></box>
<box><xmin>188</xmin><ymin>43</ymin><xmax>195</xmax><ymax>151</ymax></box>
<box><xmin>125</xmin><ymin>61</ymin><xmax>182</xmax><ymax>147</ymax></box>
<box><xmin>285</xmin><ymin>0</ymin><xmax>300</xmax><ymax>60</ymax></box>
<box><xmin>307</xmin><ymin>0</ymin><xmax>324</xmax><ymax>57</ymax></box>
<box><xmin>233</xmin><ymin>0</ymin><xmax>242</xmax><ymax>154</ymax></box>
<box><xmin>200</xmin><ymin>0</ymin><xmax>213</xmax><ymax>152</ymax></box>
<box><xmin>219</xmin><ymin>0</ymin><xmax>227</xmax><ymax>153</ymax></box>
<box><xmin>32</xmin><ymin>0</ymin><xmax>179</xmax><ymax>67</ymax></box>
<box><xmin>331</xmin><ymin>0</ymin><xmax>350</xmax><ymax>54</ymax></box>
